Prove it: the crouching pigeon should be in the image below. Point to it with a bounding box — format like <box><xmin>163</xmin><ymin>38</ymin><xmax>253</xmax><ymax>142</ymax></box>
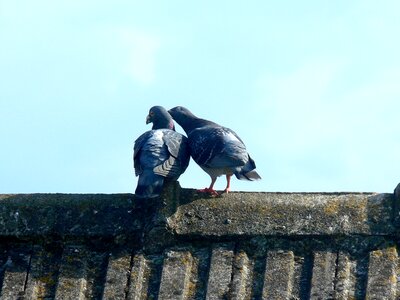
<box><xmin>168</xmin><ymin>106</ymin><xmax>261</xmax><ymax>195</ymax></box>
<box><xmin>133</xmin><ymin>106</ymin><xmax>190</xmax><ymax>198</ymax></box>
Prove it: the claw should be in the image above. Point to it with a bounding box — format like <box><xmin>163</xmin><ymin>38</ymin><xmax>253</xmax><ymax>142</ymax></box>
<box><xmin>222</xmin><ymin>188</ymin><xmax>230</xmax><ymax>194</ymax></box>
<box><xmin>197</xmin><ymin>187</ymin><xmax>220</xmax><ymax>196</ymax></box>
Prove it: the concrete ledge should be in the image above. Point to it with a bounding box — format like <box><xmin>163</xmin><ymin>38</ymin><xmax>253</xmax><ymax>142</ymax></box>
<box><xmin>0</xmin><ymin>187</ymin><xmax>397</xmax><ymax>238</ymax></box>
<box><xmin>170</xmin><ymin>191</ymin><xmax>395</xmax><ymax>237</ymax></box>
<box><xmin>0</xmin><ymin>194</ymin><xmax>139</xmax><ymax>237</ymax></box>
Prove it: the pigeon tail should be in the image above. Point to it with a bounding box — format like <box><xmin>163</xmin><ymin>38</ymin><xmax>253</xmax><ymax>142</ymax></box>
<box><xmin>234</xmin><ymin>155</ymin><xmax>261</xmax><ymax>181</ymax></box>
<box><xmin>135</xmin><ymin>171</ymin><xmax>165</xmax><ymax>198</ymax></box>
<box><xmin>236</xmin><ymin>170</ymin><xmax>262</xmax><ymax>181</ymax></box>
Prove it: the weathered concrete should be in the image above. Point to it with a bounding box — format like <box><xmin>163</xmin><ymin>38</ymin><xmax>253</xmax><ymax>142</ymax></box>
<box><xmin>333</xmin><ymin>251</ymin><xmax>352</xmax><ymax>299</ymax></box>
<box><xmin>54</xmin><ymin>245</ymin><xmax>88</xmax><ymax>299</ymax></box>
<box><xmin>0</xmin><ymin>182</ymin><xmax>399</xmax><ymax>299</ymax></box>
<box><xmin>309</xmin><ymin>251</ymin><xmax>337</xmax><ymax>299</ymax></box>
<box><xmin>205</xmin><ymin>244</ymin><xmax>234</xmax><ymax>300</ymax></box>
<box><xmin>262</xmin><ymin>250</ymin><xmax>294</xmax><ymax>299</ymax></box>
<box><xmin>366</xmin><ymin>246</ymin><xmax>398</xmax><ymax>299</ymax></box>
<box><xmin>103</xmin><ymin>250</ymin><xmax>131</xmax><ymax>299</ymax></box>
<box><xmin>0</xmin><ymin>194</ymin><xmax>139</xmax><ymax>237</ymax></box>
<box><xmin>230</xmin><ymin>250</ymin><xmax>251</xmax><ymax>300</ymax></box>
<box><xmin>0</xmin><ymin>246</ymin><xmax>30</xmax><ymax>299</ymax></box>
<box><xmin>158</xmin><ymin>250</ymin><xmax>193</xmax><ymax>299</ymax></box>
<box><xmin>0</xmin><ymin>190</ymin><xmax>396</xmax><ymax>238</ymax></box>
<box><xmin>169</xmin><ymin>191</ymin><xmax>394</xmax><ymax>237</ymax></box>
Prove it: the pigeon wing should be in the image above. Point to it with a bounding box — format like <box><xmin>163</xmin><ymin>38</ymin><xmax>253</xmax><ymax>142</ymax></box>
<box><xmin>189</xmin><ymin>126</ymin><xmax>248</xmax><ymax>168</ymax></box>
<box><xmin>133</xmin><ymin>131</ymin><xmax>154</xmax><ymax>176</ymax></box>
<box><xmin>153</xmin><ymin>130</ymin><xmax>190</xmax><ymax>178</ymax></box>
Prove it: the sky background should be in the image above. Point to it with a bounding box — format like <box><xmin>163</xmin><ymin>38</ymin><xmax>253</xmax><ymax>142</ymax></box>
<box><xmin>1</xmin><ymin>0</ymin><xmax>399</xmax><ymax>194</ymax></box>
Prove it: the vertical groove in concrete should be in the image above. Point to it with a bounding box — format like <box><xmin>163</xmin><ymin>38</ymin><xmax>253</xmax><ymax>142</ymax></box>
<box><xmin>144</xmin><ymin>255</ymin><xmax>164</xmax><ymax>299</ymax></box>
<box><xmin>54</xmin><ymin>245</ymin><xmax>87</xmax><ymax>300</ymax></box>
<box><xmin>366</xmin><ymin>246</ymin><xmax>398</xmax><ymax>300</ymax></box>
<box><xmin>103</xmin><ymin>250</ymin><xmax>132</xmax><ymax>300</ymax></box>
<box><xmin>296</xmin><ymin>252</ymin><xmax>314</xmax><ymax>299</ymax></box>
<box><xmin>353</xmin><ymin>254</ymin><xmax>369</xmax><ymax>300</ymax></box>
<box><xmin>23</xmin><ymin>246</ymin><xmax>45</xmax><ymax>300</ymax></box>
<box><xmin>188</xmin><ymin>248</ymin><xmax>211</xmax><ymax>300</ymax></box>
<box><xmin>333</xmin><ymin>251</ymin><xmax>351</xmax><ymax>300</ymax></box>
<box><xmin>262</xmin><ymin>250</ymin><xmax>295</xmax><ymax>300</ymax></box>
<box><xmin>0</xmin><ymin>247</ymin><xmax>31</xmax><ymax>300</ymax></box>
<box><xmin>205</xmin><ymin>243</ymin><xmax>235</xmax><ymax>300</ymax></box>
<box><xmin>309</xmin><ymin>251</ymin><xmax>338</xmax><ymax>300</ymax></box>
<box><xmin>344</xmin><ymin>256</ymin><xmax>359</xmax><ymax>300</ymax></box>
<box><xmin>126</xmin><ymin>254</ymin><xmax>147</xmax><ymax>300</ymax></box>
<box><xmin>85</xmin><ymin>251</ymin><xmax>109</xmax><ymax>299</ymax></box>
<box><xmin>158</xmin><ymin>250</ymin><xmax>193</xmax><ymax>300</ymax></box>
<box><xmin>249</xmin><ymin>253</ymin><xmax>268</xmax><ymax>299</ymax></box>
<box><xmin>230</xmin><ymin>250</ymin><xmax>251</xmax><ymax>300</ymax></box>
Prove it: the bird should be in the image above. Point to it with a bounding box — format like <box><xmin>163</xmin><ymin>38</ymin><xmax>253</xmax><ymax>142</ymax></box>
<box><xmin>168</xmin><ymin>106</ymin><xmax>261</xmax><ymax>196</ymax></box>
<box><xmin>133</xmin><ymin>106</ymin><xmax>190</xmax><ymax>198</ymax></box>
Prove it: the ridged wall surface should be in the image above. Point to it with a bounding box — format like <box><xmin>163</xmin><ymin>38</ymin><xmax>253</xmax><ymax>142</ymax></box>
<box><xmin>0</xmin><ymin>239</ymin><xmax>398</xmax><ymax>299</ymax></box>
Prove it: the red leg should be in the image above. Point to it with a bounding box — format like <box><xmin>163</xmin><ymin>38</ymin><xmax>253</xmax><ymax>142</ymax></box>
<box><xmin>198</xmin><ymin>177</ymin><xmax>219</xmax><ymax>196</ymax></box>
<box><xmin>223</xmin><ymin>174</ymin><xmax>231</xmax><ymax>194</ymax></box>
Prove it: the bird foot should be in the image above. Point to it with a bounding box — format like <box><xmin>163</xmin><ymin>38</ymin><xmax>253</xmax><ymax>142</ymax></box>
<box><xmin>222</xmin><ymin>188</ymin><xmax>230</xmax><ymax>194</ymax></box>
<box><xmin>197</xmin><ymin>188</ymin><xmax>220</xmax><ymax>196</ymax></box>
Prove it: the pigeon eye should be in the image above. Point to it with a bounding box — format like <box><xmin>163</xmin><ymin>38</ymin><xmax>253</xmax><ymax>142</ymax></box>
<box><xmin>149</xmin><ymin>112</ymin><xmax>154</xmax><ymax>116</ymax></box>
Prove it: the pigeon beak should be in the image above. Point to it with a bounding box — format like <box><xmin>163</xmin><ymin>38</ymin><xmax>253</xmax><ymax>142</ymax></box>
<box><xmin>146</xmin><ymin>114</ymin><xmax>151</xmax><ymax>124</ymax></box>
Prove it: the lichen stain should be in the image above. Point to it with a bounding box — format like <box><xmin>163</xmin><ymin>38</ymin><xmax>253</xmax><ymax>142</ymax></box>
<box><xmin>324</xmin><ymin>201</ymin><xmax>340</xmax><ymax>215</ymax></box>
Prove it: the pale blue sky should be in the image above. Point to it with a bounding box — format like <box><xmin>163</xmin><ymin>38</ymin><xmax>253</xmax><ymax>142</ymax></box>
<box><xmin>1</xmin><ymin>1</ymin><xmax>399</xmax><ymax>193</ymax></box>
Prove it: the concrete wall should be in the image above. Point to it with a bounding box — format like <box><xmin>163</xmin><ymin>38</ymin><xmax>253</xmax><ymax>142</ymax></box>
<box><xmin>0</xmin><ymin>182</ymin><xmax>399</xmax><ymax>299</ymax></box>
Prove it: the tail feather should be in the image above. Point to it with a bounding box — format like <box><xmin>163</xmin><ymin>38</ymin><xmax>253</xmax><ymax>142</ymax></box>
<box><xmin>242</xmin><ymin>170</ymin><xmax>262</xmax><ymax>181</ymax></box>
<box><xmin>135</xmin><ymin>171</ymin><xmax>165</xmax><ymax>198</ymax></box>
<box><xmin>234</xmin><ymin>155</ymin><xmax>261</xmax><ymax>181</ymax></box>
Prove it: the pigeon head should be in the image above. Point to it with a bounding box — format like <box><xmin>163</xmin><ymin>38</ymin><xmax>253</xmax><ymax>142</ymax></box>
<box><xmin>168</xmin><ymin>106</ymin><xmax>196</xmax><ymax>120</ymax></box>
<box><xmin>168</xmin><ymin>106</ymin><xmax>198</xmax><ymax>131</ymax></box>
<box><xmin>146</xmin><ymin>106</ymin><xmax>175</xmax><ymax>130</ymax></box>
<box><xmin>169</xmin><ymin>106</ymin><xmax>214</xmax><ymax>135</ymax></box>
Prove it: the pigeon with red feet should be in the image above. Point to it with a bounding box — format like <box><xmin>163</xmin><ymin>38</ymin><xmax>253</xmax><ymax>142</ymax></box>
<box><xmin>168</xmin><ymin>106</ymin><xmax>260</xmax><ymax>196</ymax></box>
<box><xmin>133</xmin><ymin>106</ymin><xmax>190</xmax><ymax>198</ymax></box>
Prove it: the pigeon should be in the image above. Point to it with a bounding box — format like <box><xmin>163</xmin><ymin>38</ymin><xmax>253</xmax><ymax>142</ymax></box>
<box><xmin>168</xmin><ymin>106</ymin><xmax>261</xmax><ymax>195</ymax></box>
<box><xmin>133</xmin><ymin>106</ymin><xmax>190</xmax><ymax>198</ymax></box>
